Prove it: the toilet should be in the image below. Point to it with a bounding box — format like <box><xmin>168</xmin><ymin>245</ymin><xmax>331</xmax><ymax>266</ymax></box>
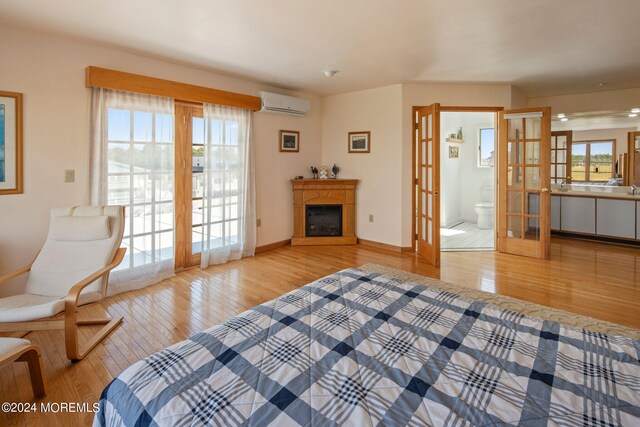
<box><xmin>474</xmin><ymin>185</ymin><xmax>495</xmax><ymax>229</ymax></box>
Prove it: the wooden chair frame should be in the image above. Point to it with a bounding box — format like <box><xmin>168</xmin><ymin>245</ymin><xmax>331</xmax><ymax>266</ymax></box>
<box><xmin>0</xmin><ymin>248</ymin><xmax>126</xmax><ymax>362</ymax></box>
<box><xmin>0</xmin><ymin>343</ymin><xmax>45</xmax><ymax>398</ymax></box>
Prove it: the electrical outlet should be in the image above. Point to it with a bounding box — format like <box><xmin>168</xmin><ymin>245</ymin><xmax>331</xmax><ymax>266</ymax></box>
<box><xmin>257</xmin><ymin>218</ymin><xmax>261</xmax><ymax>227</ymax></box>
<box><xmin>64</xmin><ymin>169</ymin><xmax>75</xmax><ymax>183</ymax></box>
<box><xmin>369</xmin><ymin>214</ymin><xmax>374</xmax><ymax>223</ymax></box>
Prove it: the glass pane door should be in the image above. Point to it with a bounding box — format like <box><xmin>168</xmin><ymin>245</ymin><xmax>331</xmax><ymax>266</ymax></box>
<box><xmin>498</xmin><ymin>108</ymin><xmax>551</xmax><ymax>259</ymax></box>
<box><xmin>416</xmin><ymin>104</ymin><xmax>440</xmax><ymax>267</ymax></box>
<box><xmin>550</xmin><ymin>131</ymin><xmax>572</xmax><ymax>184</ymax></box>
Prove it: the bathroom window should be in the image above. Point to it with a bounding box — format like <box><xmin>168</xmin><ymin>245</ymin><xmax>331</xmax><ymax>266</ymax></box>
<box><xmin>478</xmin><ymin>128</ymin><xmax>495</xmax><ymax>167</ymax></box>
<box><xmin>571</xmin><ymin>140</ymin><xmax>615</xmax><ymax>182</ymax></box>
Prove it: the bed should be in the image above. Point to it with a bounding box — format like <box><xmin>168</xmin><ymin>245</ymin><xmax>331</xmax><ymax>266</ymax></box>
<box><xmin>95</xmin><ymin>268</ymin><xmax>640</xmax><ymax>426</ymax></box>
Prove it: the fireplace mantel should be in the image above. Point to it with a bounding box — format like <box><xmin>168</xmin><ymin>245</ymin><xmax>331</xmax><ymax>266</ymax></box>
<box><xmin>290</xmin><ymin>179</ymin><xmax>359</xmax><ymax>245</ymax></box>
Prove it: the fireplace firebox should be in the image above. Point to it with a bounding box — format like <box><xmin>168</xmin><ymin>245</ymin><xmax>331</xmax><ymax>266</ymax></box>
<box><xmin>306</xmin><ymin>204</ymin><xmax>342</xmax><ymax>237</ymax></box>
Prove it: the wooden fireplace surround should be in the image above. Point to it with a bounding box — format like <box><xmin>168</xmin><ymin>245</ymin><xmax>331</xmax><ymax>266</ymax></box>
<box><xmin>291</xmin><ymin>179</ymin><xmax>359</xmax><ymax>245</ymax></box>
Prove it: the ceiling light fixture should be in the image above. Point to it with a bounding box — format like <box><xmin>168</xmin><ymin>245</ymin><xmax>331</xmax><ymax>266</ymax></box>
<box><xmin>629</xmin><ymin>113</ymin><xmax>638</xmax><ymax>118</ymax></box>
<box><xmin>631</xmin><ymin>108</ymin><xmax>640</xmax><ymax>113</ymax></box>
<box><xmin>323</xmin><ymin>70</ymin><xmax>339</xmax><ymax>77</ymax></box>
<box><xmin>557</xmin><ymin>113</ymin><xmax>565</xmax><ymax>118</ymax></box>
<box><xmin>595</xmin><ymin>82</ymin><xmax>609</xmax><ymax>87</ymax></box>
<box><xmin>560</xmin><ymin>118</ymin><xmax>569</xmax><ymax>122</ymax></box>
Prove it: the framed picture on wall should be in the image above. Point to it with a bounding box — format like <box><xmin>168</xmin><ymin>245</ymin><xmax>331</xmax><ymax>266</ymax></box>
<box><xmin>449</xmin><ymin>146</ymin><xmax>459</xmax><ymax>159</ymax></box>
<box><xmin>348</xmin><ymin>131</ymin><xmax>370</xmax><ymax>153</ymax></box>
<box><xmin>279</xmin><ymin>130</ymin><xmax>300</xmax><ymax>152</ymax></box>
<box><xmin>0</xmin><ymin>91</ymin><xmax>23</xmax><ymax>195</ymax></box>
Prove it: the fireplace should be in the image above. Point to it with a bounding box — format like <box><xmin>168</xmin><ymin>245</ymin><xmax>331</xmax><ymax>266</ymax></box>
<box><xmin>290</xmin><ymin>179</ymin><xmax>358</xmax><ymax>245</ymax></box>
<box><xmin>306</xmin><ymin>204</ymin><xmax>342</xmax><ymax>237</ymax></box>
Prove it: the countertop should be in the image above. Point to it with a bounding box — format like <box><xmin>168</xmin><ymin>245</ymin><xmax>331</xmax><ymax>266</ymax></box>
<box><xmin>551</xmin><ymin>184</ymin><xmax>640</xmax><ymax>200</ymax></box>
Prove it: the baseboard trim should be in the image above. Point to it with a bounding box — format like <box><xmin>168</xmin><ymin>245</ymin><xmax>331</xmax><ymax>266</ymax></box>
<box><xmin>358</xmin><ymin>238</ymin><xmax>413</xmax><ymax>253</ymax></box>
<box><xmin>255</xmin><ymin>239</ymin><xmax>291</xmax><ymax>254</ymax></box>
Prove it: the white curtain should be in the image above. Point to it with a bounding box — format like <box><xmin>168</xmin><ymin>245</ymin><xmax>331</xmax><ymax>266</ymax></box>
<box><xmin>90</xmin><ymin>88</ymin><xmax>175</xmax><ymax>295</ymax></box>
<box><xmin>200</xmin><ymin>104</ymin><xmax>255</xmax><ymax>267</ymax></box>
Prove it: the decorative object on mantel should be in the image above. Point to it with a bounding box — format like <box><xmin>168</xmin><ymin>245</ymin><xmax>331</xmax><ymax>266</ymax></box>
<box><xmin>310</xmin><ymin>166</ymin><xmax>318</xmax><ymax>179</ymax></box>
<box><xmin>294</xmin><ymin>176</ymin><xmax>304</xmax><ymax>180</ymax></box>
<box><xmin>290</xmin><ymin>179</ymin><xmax>359</xmax><ymax>246</ymax></box>
<box><xmin>332</xmin><ymin>164</ymin><xmax>340</xmax><ymax>179</ymax></box>
<box><xmin>449</xmin><ymin>146</ymin><xmax>459</xmax><ymax>159</ymax></box>
<box><xmin>348</xmin><ymin>131</ymin><xmax>371</xmax><ymax>153</ymax></box>
<box><xmin>319</xmin><ymin>166</ymin><xmax>329</xmax><ymax>179</ymax></box>
<box><xmin>0</xmin><ymin>91</ymin><xmax>23</xmax><ymax>195</ymax></box>
<box><xmin>279</xmin><ymin>130</ymin><xmax>299</xmax><ymax>152</ymax></box>
<box><xmin>457</xmin><ymin>126</ymin><xmax>463</xmax><ymax>140</ymax></box>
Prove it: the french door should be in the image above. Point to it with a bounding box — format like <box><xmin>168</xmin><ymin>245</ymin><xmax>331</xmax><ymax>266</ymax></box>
<box><xmin>550</xmin><ymin>131</ymin><xmax>572</xmax><ymax>184</ymax></box>
<box><xmin>416</xmin><ymin>104</ymin><xmax>440</xmax><ymax>267</ymax></box>
<box><xmin>497</xmin><ymin>107</ymin><xmax>551</xmax><ymax>259</ymax></box>
<box><xmin>175</xmin><ymin>103</ymin><xmax>204</xmax><ymax>268</ymax></box>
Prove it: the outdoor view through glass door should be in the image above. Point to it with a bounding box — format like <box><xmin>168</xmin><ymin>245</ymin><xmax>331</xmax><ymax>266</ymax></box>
<box><xmin>498</xmin><ymin>107</ymin><xmax>551</xmax><ymax>259</ymax></box>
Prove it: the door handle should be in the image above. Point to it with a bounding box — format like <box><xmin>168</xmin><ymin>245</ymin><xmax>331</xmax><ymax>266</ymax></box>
<box><xmin>541</xmin><ymin>188</ymin><xmax>549</xmax><ymax>193</ymax></box>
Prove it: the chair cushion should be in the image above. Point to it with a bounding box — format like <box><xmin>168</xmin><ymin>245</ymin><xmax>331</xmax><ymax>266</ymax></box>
<box><xmin>0</xmin><ymin>292</ymin><xmax>102</xmax><ymax>323</ymax></box>
<box><xmin>0</xmin><ymin>338</ymin><xmax>31</xmax><ymax>358</ymax></box>
<box><xmin>50</xmin><ymin>215</ymin><xmax>111</xmax><ymax>241</ymax></box>
<box><xmin>25</xmin><ymin>206</ymin><xmax>124</xmax><ymax>298</ymax></box>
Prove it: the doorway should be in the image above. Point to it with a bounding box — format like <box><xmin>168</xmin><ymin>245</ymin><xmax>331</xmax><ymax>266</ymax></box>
<box><xmin>439</xmin><ymin>110</ymin><xmax>498</xmax><ymax>252</ymax></box>
<box><xmin>412</xmin><ymin>105</ymin><xmax>552</xmax><ymax>263</ymax></box>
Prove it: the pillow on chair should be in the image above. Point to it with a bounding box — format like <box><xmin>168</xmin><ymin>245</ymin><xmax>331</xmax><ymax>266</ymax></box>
<box><xmin>49</xmin><ymin>216</ymin><xmax>111</xmax><ymax>241</ymax></box>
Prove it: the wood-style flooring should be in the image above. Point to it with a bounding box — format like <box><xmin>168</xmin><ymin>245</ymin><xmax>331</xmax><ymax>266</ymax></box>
<box><xmin>1</xmin><ymin>237</ymin><xmax>638</xmax><ymax>426</ymax></box>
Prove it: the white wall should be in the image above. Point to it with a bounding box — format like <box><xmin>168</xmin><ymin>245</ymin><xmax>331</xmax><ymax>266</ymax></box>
<box><xmin>321</xmin><ymin>85</ymin><xmax>404</xmax><ymax>246</ymax></box>
<box><xmin>459</xmin><ymin>113</ymin><xmax>495</xmax><ymax>222</ymax></box>
<box><xmin>440</xmin><ymin>112</ymin><xmax>463</xmax><ymax>227</ymax></box>
<box><xmin>440</xmin><ymin>112</ymin><xmax>495</xmax><ymax>228</ymax></box>
<box><xmin>0</xmin><ymin>27</ymin><xmax>322</xmax><ymax>295</ymax></box>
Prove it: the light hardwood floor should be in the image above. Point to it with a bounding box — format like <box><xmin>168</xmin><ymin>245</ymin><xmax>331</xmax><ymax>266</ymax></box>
<box><xmin>1</xmin><ymin>237</ymin><xmax>638</xmax><ymax>426</ymax></box>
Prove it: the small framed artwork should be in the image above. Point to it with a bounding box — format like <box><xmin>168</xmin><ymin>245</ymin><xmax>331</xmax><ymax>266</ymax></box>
<box><xmin>348</xmin><ymin>131</ymin><xmax>371</xmax><ymax>153</ymax></box>
<box><xmin>279</xmin><ymin>130</ymin><xmax>300</xmax><ymax>152</ymax></box>
<box><xmin>0</xmin><ymin>91</ymin><xmax>23</xmax><ymax>195</ymax></box>
<box><xmin>449</xmin><ymin>146</ymin><xmax>459</xmax><ymax>159</ymax></box>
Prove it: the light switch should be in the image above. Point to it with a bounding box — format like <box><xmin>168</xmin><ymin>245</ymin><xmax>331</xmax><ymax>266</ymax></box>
<box><xmin>257</xmin><ymin>218</ymin><xmax>261</xmax><ymax>227</ymax></box>
<box><xmin>369</xmin><ymin>214</ymin><xmax>374</xmax><ymax>223</ymax></box>
<box><xmin>64</xmin><ymin>169</ymin><xmax>75</xmax><ymax>183</ymax></box>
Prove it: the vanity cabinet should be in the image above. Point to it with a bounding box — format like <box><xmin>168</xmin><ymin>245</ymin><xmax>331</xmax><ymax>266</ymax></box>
<box><xmin>551</xmin><ymin>196</ymin><xmax>561</xmax><ymax>231</ymax></box>
<box><xmin>596</xmin><ymin>199</ymin><xmax>636</xmax><ymax>239</ymax></box>
<box><xmin>560</xmin><ymin>197</ymin><xmax>595</xmax><ymax>234</ymax></box>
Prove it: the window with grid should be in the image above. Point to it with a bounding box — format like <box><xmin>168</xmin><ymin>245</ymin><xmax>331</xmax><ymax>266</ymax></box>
<box><xmin>571</xmin><ymin>140</ymin><xmax>614</xmax><ymax>182</ymax></box>
<box><xmin>106</xmin><ymin>108</ymin><xmax>174</xmax><ymax>270</ymax></box>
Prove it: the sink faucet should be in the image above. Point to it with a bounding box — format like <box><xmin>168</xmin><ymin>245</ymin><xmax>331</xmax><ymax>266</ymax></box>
<box><xmin>632</xmin><ymin>185</ymin><xmax>638</xmax><ymax>196</ymax></box>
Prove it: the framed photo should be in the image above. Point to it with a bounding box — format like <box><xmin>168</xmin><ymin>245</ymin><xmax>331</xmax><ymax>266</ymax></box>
<box><xmin>348</xmin><ymin>131</ymin><xmax>370</xmax><ymax>153</ymax></box>
<box><xmin>279</xmin><ymin>130</ymin><xmax>299</xmax><ymax>152</ymax></box>
<box><xmin>0</xmin><ymin>91</ymin><xmax>23</xmax><ymax>195</ymax></box>
<box><xmin>449</xmin><ymin>146</ymin><xmax>459</xmax><ymax>159</ymax></box>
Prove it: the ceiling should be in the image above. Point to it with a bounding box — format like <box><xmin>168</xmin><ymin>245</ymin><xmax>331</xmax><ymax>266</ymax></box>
<box><xmin>2</xmin><ymin>0</ymin><xmax>640</xmax><ymax>97</ymax></box>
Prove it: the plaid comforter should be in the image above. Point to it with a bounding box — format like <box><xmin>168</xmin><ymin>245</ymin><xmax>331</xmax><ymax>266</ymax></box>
<box><xmin>95</xmin><ymin>268</ymin><xmax>640</xmax><ymax>426</ymax></box>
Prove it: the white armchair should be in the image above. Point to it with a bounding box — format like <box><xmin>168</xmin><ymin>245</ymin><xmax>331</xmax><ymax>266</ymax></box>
<box><xmin>0</xmin><ymin>206</ymin><xmax>126</xmax><ymax>361</ymax></box>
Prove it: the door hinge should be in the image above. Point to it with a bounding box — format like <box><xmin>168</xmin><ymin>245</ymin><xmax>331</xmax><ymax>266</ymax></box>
<box><xmin>415</xmin><ymin>233</ymin><xmax>418</xmax><ymax>240</ymax></box>
<box><xmin>414</xmin><ymin>123</ymin><xmax>419</xmax><ymax>130</ymax></box>
<box><xmin>415</xmin><ymin>178</ymin><xmax>418</xmax><ymax>185</ymax></box>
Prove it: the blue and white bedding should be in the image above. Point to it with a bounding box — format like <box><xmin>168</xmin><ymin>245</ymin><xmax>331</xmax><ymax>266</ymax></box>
<box><xmin>95</xmin><ymin>268</ymin><xmax>640</xmax><ymax>426</ymax></box>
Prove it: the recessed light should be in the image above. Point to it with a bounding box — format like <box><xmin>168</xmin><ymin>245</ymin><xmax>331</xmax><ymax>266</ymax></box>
<box><xmin>629</xmin><ymin>113</ymin><xmax>638</xmax><ymax>118</ymax></box>
<box><xmin>595</xmin><ymin>82</ymin><xmax>609</xmax><ymax>87</ymax></box>
<box><xmin>323</xmin><ymin>70</ymin><xmax>339</xmax><ymax>77</ymax></box>
<box><xmin>560</xmin><ymin>118</ymin><xmax>569</xmax><ymax>122</ymax></box>
<box><xmin>631</xmin><ymin>108</ymin><xmax>640</xmax><ymax>113</ymax></box>
<box><xmin>557</xmin><ymin>113</ymin><xmax>565</xmax><ymax>118</ymax></box>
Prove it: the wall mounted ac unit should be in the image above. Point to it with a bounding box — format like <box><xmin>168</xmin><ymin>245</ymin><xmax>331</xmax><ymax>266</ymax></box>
<box><xmin>258</xmin><ymin>91</ymin><xmax>310</xmax><ymax>116</ymax></box>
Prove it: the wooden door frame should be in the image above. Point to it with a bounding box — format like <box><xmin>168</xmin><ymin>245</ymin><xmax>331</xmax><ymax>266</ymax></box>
<box><xmin>411</xmin><ymin>106</ymin><xmax>503</xmax><ymax>253</ymax></box>
<box><xmin>627</xmin><ymin>131</ymin><xmax>640</xmax><ymax>186</ymax></box>
<box><xmin>175</xmin><ymin>101</ymin><xmax>204</xmax><ymax>269</ymax></box>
